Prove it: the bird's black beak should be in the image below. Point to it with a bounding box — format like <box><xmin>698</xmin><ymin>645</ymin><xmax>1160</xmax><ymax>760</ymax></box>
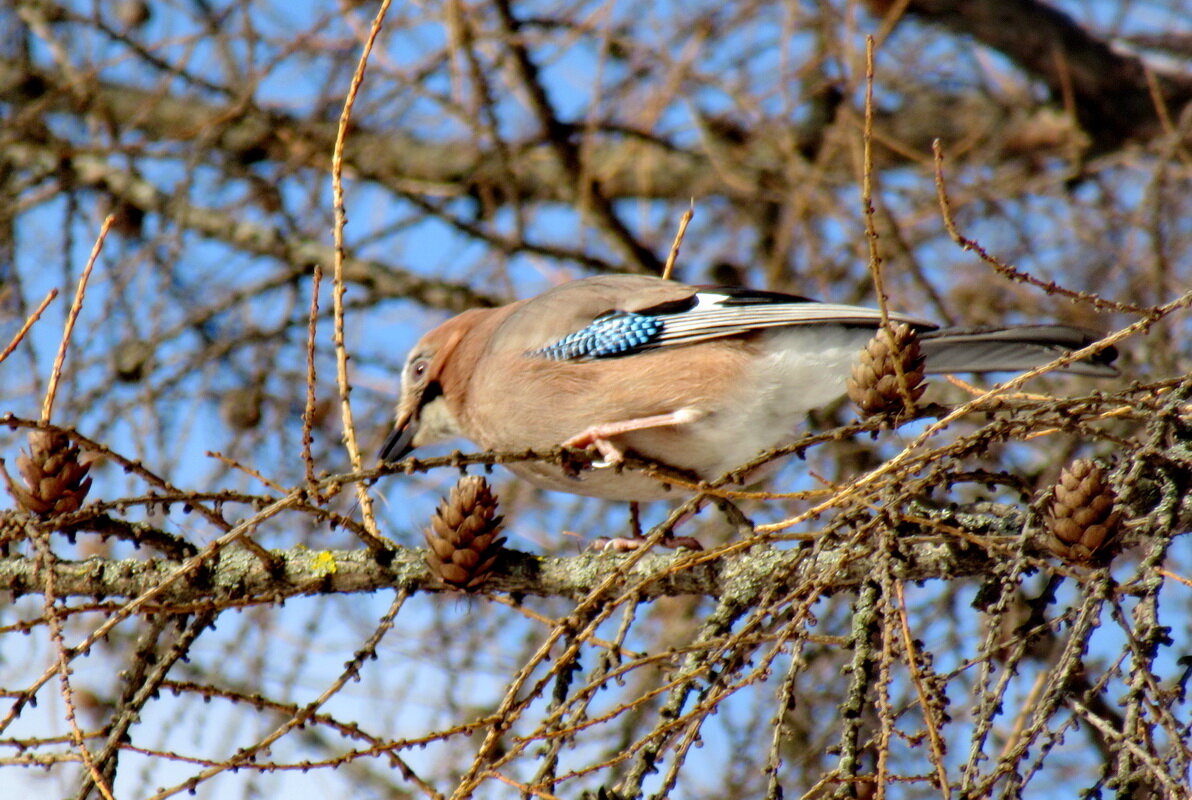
<box><xmin>378</xmin><ymin>413</ymin><xmax>417</xmax><ymax>463</ymax></box>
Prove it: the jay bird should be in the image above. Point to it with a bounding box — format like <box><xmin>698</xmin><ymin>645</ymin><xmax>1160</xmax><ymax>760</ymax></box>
<box><xmin>379</xmin><ymin>275</ymin><xmax>1116</xmax><ymax>502</ymax></box>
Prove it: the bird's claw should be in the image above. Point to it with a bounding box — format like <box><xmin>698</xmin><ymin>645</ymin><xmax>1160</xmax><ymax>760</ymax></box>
<box><xmin>589</xmin><ymin>535</ymin><xmax>703</xmax><ymax>552</ymax></box>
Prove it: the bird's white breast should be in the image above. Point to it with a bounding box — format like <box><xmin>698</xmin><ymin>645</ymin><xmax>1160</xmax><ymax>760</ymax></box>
<box><xmin>678</xmin><ymin>325</ymin><xmax>873</xmax><ymax>477</ymax></box>
<box><xmin>518</xmin><ymin>325</ymin><xmax>874</xmax><ymax>501</ymax></box>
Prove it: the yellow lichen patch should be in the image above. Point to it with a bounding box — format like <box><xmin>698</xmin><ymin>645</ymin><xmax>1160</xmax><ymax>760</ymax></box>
<box><xmin>312</xmin><ymin>550</ymin><xmax>338</xmax><ymax>576</ymax></box>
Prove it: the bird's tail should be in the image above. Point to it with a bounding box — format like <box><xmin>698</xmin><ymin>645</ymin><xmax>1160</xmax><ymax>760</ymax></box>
<box><xmin>918</xmin><ymin>326</ymin><xmax>1118</xmax><ymax>377</ymax></box>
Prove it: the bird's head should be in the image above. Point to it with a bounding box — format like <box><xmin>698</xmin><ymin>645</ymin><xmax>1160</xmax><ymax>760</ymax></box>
<box><xmin>378</xmin><ymin>309</ymin><xmax>487</xmax><ymax>463</ymax></box>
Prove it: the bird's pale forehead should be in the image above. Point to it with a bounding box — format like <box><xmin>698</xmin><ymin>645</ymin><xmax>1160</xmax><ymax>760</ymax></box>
<box><xmin>412</xmin><ymin>325</ymin><xmax>450</xmax><ymax>354</ymax></box>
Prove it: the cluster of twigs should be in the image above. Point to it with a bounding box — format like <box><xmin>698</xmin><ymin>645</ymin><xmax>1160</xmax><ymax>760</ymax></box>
<box><xmin>0</xmin><ymin>176</ymin><xmax>1188</xmax><ymax>798</ymax></box>
<box><xmin>2</xmin><ymin>346</ymin><xmax>1189</xmax><ymax>797</ymax></box>
<box><xmin>2</xmin><ymin>2</ymin><xmax>1191</xmax><ymax>799</ymax></box>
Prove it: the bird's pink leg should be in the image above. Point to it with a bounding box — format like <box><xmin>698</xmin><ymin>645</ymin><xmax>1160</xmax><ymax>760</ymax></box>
<box><xmin>562</xmin><ymin>408</ymin><xmax>703</xmax><ymax>464</ymax></box>
<box><xmin>593</xmin><ymin>530</ymin><xmax>704</xmax><ymax>552</ymax></box>
<box><xmin>591</xmin><ymin>499</ymin><xmax>706</xmax><ymax>552</ymax></box>
<box><xmin>565</xmin><ymin>412</ymin><xmax>710</xmax><ymax>552</ymax></box>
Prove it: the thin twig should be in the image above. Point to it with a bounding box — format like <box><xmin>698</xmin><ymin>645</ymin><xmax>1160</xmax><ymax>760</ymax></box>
<box><xmin>1050</xmin><ymin>44</ymin><xmax>1082</xmax><ymax>169</ymax></box>
<box><xmin>874</xmin><ymin>581</ymin><xmax>894</xmax><ymax>800</ymax></box>
<box><xmin>868</xmin><ymin>0</ymin><xmax>912</xmax><ymax>51</ymax></box>
<box><xmin>1156</xmin><ymin>568</ymin><xmax>1192</xmax><ymax>589</ymax></box>
<box><xmin>895</xmin><ymin>581</ymin><xmax>951</xmax><ymax>798</ymax></box>
<box><xmin>1141</xmin><ymin>65</ymin><xmax>1190</xmax><ymax>167</ymax></box>
<box><xmin>662</xmin><ymin>203</ymin><xmax>694</xmax><ymax>281</ymax></box>
<box><xmin>0</xmin><ymin>289</ymin><xmax>57</xmax><ymax>366</ymax></box>
<box><xmin>485</xmin><ymin>770</ymin><xmax>563</xmax><ymax>800</ymax></box>
<box><xmin>931</xmin><ymin>141</ymin><xmax>1147</xmax><ymax>315</ymax></box>
<box><xmin>206</xmin><ymin>451</ymin><xmax>285</xmax><ymax>493</ymax></box>
<box><xmin>330</xmin><ymin>0</ymin><xmax>393</xmax><ymax>554</ymax></box>
<box><xmin>42</xmin><ymin>215</ymin><xmax>113</xmax><ymax>423</ymax></box>
<box><xmin>302</xmin><ymin>266</ymin><xmax>323</xmax><ymax>493</ymax></box>
<box><xmin>32</xmin><ymin>526</ymin><xmax>115</xmax><ymax>800</ymax></box>
<box><xmin>996</xmin><ymin>669</ymin><xmax>1050</xmax><ymax>765</ymax></box>
<box><xmin>488</xmin><ymin>594</ymin><xmax>637</xmax><ymax>656</ymax></box>
<box><xmin>861</xmin><ymin>37</ymin><xmax>916</xmax><ymax>411</ymax></box>
<box><xmin>862</xmin><ymin>38</ymin><xmax>889</xmax><ymax>330</ymax></box>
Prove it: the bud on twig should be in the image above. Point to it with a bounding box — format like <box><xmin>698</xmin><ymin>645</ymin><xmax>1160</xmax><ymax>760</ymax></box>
<box><xmin>848</xmin><ymin>323</ymin><xmax>926</xmax><ymax>418</ymax></box>
<box><xmin>424</xmin><ymin>476</ymin><xmax>505</xmax><ymax>590</ymax></box>
<box><xmin>1044</xmin><ymin>459</ymin><xmax>1121</xmax><ymax>562</ymax></box>
<box><xmin>1</xmin><ymin>429</ymin><xmax>93</xmax><ymax>516</ymax></box>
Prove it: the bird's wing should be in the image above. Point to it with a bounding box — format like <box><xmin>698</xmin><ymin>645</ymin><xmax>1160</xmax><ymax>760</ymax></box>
<box><xmin>531</xmin><ymin>287</ymin><xmax>935</xmax><ymax>360</ymax></box>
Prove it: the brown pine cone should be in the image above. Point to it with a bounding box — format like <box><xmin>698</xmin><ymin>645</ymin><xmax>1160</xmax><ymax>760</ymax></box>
<box><xmin>1044</xmin><ymin>459</ymin><xmax>1121</xmax><ymax>562</ymax></box>
<box><xmin>847</xmin><ymin>323</ymin><xmax>926</xmax><ymax>418</ymax></box>
<box><xmin>424</xmin><ymin>475</ymin><xmax>505</xmax><ymax>591</ymax></box>
<box><xmin>1</xmin><ymin>429</ymin><xmax>93</xmax><ymax>516</ymax></box>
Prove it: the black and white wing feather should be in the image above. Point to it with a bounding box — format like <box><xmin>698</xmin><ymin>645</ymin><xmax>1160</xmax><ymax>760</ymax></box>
<box><xmin>532</xmin><ymin>288</ymin><xmax>933</xmax><ymax>360</ymax></box>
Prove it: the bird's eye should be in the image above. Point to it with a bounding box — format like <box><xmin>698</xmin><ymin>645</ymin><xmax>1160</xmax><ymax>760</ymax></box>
<box><xmin>411</xmin><ymin>359</ymin><xmax>430</xmax><ymax>381</ymax></box>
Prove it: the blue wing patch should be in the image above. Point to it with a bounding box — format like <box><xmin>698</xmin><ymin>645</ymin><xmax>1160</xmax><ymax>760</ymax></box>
<box><xmin>532</xmin><ymin>312</ymin><xmax>664</xmax><ymax>360</ymax></box>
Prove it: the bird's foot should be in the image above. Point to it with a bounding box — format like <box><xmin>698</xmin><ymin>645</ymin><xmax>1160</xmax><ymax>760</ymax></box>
<box><xmin>561</xmin><ymin>431</ymin><xmax>624</xmax><ymax>468</ymax></box>
<box><xmin>590</xmin><ymin>534</ymin><xmax>703</xmax><ymax>552</ymax></box>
